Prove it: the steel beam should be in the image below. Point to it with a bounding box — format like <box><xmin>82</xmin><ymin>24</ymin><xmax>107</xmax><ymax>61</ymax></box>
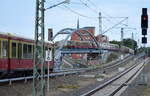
<box><xmin>33</xmin><ymin>0</ymin><xmax>45</xmax><ymax>96</ymax></box>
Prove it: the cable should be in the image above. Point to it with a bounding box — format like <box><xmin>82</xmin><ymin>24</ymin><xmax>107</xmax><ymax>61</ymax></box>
<box><xmin>78</xmin><ymin>0</ymin><xmax>128</xmax><ymax>31</ymax></box>
<box><xmin>102</xmin><ymin>18</ymin><xmax>128</xmax><ymax>34</ymax></box>
<box><xmin>86</xmin><ymin>0</ymin><xmax>128</xmax><ymax>27</ymax></box>
<box><xmin>46</xmin><ymin>0</ymin><xmax>97</xmax><ymax>19</ymax></box>
<box><xmin>62</xmin><ymin>5</ymin><xmax>97</xmax><ymax>19</ymax></box>
<box><xmin>79</xmin><ymin>0</ymin><xmax>98</xmax><ymax>14</ymax></box>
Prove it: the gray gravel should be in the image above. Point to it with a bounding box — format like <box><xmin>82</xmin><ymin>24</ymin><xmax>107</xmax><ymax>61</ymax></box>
<box><xmin>120</xmin><ymin>60</ymin><xmax>150</xmax><ymax>96</ymax></box>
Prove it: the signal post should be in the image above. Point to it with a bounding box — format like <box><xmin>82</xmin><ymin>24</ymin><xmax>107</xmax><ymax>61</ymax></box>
<box><xmin>140</xmin><ymin>8</ymin><xmax>148</xmax><ymax>85</ymax></box>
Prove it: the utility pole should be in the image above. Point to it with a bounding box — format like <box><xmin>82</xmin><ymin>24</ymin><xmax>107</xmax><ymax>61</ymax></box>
<box><xmin>98</xmin><ymin>12</ymin><xmax>104</xmax><ymax>71</ymax></box>
<box><xmin>99</xmin><ymin>12</ymin><xmax>102</xmax><ymax>35</ymax></box>
<box><xmin>121</xmin><ymin>28</ymin><xmax>124</xmax><ymax>45</ymax></box>
<box><xmin>131</xmin><ymin>32</ymin><xmax>134</xmax><ymax>49</ymax></box>
<box><xmin>33</xmin><ymin>0</ymin><xmax>45</xmax><ymax>96</ymax></box>
<box><xmin>32</xmin><ymin>0</ymin><xmax>70</xmax><ymax>95</ymax></box>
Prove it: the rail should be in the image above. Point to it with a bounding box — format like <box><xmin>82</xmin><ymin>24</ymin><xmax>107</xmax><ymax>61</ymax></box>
<box><xmin>0</xmin><ymin>54</ymin><xmax>133</xmax><ymax>85</ymax></box>
<box><xmin>81</xmin><ymin>58</ymin><xmax>149</xmax><ymax>96</ymax></box>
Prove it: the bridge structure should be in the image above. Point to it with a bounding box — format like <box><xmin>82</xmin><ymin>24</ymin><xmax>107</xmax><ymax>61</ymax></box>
<box><xmin>51</xmin><ymin>28</ymin><xmax>132</xmax><ymax>71</ymax></box>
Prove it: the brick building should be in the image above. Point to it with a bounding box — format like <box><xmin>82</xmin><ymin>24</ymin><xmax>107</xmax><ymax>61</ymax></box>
<box><xmin>71</xmin><ymin>27</ymin><xmax>95</xmax><ymax>59</ymax></box>
<box><xmin>71</xmin><ymin>27</ymin><xmax>95</xmax><ymax>41</ymax></box>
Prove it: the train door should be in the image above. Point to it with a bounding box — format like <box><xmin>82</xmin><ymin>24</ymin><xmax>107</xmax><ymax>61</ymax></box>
<box><xmin>10</xmin><ymin>41</ymin><xmax>19</xmax><ymax>72</ymax></box>
<box><xmin>18</xmin><ymin>42</ymin><xmax>22</xmax><ymax>66</ymax></box>
<box><xmin>1</xmin><ymin>40</ymin><xmax>9</xmax><ymax>73</ymax></box>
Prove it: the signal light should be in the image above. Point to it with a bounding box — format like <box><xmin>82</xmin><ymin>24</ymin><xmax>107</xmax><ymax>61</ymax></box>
<box><xmin>141</xmin><ymin>15</ymin><xmax>148</xmax><ymax>28</ymax></box>
<box><xmin>48</xmin><ymin>28</ymin><xmax>53</xmax><ymax>41</ymax></box>
<box><xmin>142</xmin><ymin>28</ymin><xmax>147</xmax><ymax>35</ymax></box>
<box><xmin>141</xmin><ymin>8</ymin><xmax>148</xmax><ymax>28</ymax></box>
<box><xmin>142</xmin><ymin>37</ymin><xmax>147</xmax><ymax>44</ymax></box>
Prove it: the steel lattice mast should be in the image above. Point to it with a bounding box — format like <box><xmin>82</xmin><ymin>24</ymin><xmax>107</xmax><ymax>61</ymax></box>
<box><xmin>33</xmin><ymin>0</ymin><xmax>45</xmax><ymax>96</ymax></box>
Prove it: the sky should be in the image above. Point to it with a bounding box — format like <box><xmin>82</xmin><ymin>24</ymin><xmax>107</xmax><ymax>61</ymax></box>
<box><xmin>0</xmin><ymin>0</ymin><xmax>150</xmax><ymax>47</ymax></box>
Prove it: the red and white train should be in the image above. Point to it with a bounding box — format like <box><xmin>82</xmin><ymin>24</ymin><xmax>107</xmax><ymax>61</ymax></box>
<box><xmin>61</xmin><ymin>40</ymin><xmax>134</xmax><ymax>54</ymax></box>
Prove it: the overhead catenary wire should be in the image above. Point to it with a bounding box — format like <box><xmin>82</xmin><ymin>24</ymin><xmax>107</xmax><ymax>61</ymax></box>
<box><xmin>62</xmin><ymin>5</ymin><xmax>128</xmax><ymax>35</ymax></box>
<box><xmin>78</xmin><ymin>0</ymin><xmax>128</xmax><ymax>32</ymax></box>
<box><xmin>52</xmin><ymin>0</ymin><xmax>128</xmax><ymax>26</ymax></box>
<box><xmin>86</xmin><ymin>0</ymin><xmax>98</xmax><ymax>10</ymax></box>
<box><xmin>46</xmin><ymin>0</ymin><xmax>98</xmax><ymax>19</ymax></box>
<box><xmin>79</xmin><ymin>0</ymin><xmax>99</xmax><ymax>14</ymax></box>
<box><xmin>46</xmin><ymin>0</ymin><xmax>129</xmax><ymax>35</ymax></box>
<box><xmin>102</xmin><ymin>18</ymin><xmax>128</xmax><ymax>34</ymax></box>
<box><xmin>86</xmin><ymin>0</ymin><xmax>128</xmax><ymax>27</ymax></box>
<box><xmin>63</xmin><ymin>5</ymin><xmax>97</xmax><ymax>19</ymax></box>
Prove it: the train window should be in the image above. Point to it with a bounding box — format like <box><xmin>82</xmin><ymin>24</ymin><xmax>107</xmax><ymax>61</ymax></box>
<box><xmin>32</xmin><ymin>45</ymin><xmax>34</xmax><ymax>55</ymax></box>
<box><xmin>2</xmin><ymin>40</ymin><xmax>8</xmax><ymax>58</ymax></box>
<box><xmin>18</xmin><ymin>43</ymin><xmax>22</xmax><ymax>59</ymax></box>
<box><xmin>0</xmin><ymin>40</ymin><xmax>1</xmax><ymax>58</ymax></box>
<box><xmin>28</xmin><ymin>45</ymin><xmax>32</xmax><ymax>58</ymax></box>
<box><xmin>23</xmin><ymin>44</ymin><xmax>33</xmax><ymax>59</ymax></box>
<box><xmin>23</xmin><ymin>44</ymin><xmax>28</xmax><ymax>58</ymax></box>
<box><xmin>12</xmin><ymin>42</ymin><xmax>17</xmax><ymax>58</ymax></box>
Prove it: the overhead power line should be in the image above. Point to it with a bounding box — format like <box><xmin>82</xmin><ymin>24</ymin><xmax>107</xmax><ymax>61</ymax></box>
<box><xmin>86</xmin><ymin>0</ymin><xmax>128</xmax><ymax>27</ymax></box>
<box><xmin>63</xmin><ymin>5</ymin><xmax>97</xmax><ymax>19</ymax></box>
<box><xmin>86</xmin><ymin>0</ymin><xmax>99</xmax><ymax>10</ymax></box>
<box><xmin>79</xmin><ymin>0</ymin><xmax>98</xmax><ymax>14</ymax></box>
<box><xmin>50</xmin><ymin>0</ymin><xmax>97</xmax><ymax>19</ymax></box>
<box><xmin>102</xmin><ymin>18</ymin><xmax>128</xmax><ymax>34</ymax></box>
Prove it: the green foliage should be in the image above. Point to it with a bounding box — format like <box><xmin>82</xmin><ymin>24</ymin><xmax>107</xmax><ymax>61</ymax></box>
<box><xmin>110</xmin><ymin>38</ymin><xmax>138</xmax><ymax>50</ymax></box>
<box><xmin>122</xmin><ymin>38</ymin><xmax>137</xmax><ymax>50</ymax></box>
<box><xmin>109</xmin><ymin>40</ymin><xmax>121</xmax><ymax>45</ymax></box>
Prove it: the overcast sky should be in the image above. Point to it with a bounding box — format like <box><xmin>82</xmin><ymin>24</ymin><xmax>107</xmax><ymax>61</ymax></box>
<box><xmin>0</xmin><ymin>0</ymin><xmax>150</xmax><ymax>46</ymax></box>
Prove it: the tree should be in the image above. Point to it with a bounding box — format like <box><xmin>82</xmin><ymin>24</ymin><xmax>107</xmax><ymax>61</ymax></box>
<box><xmin>122</xmin><ymin>38</ymin><xmax>137</xmax><ymax>50</ymax></box>
<box><xmin>109</xmin><ymin>40</ymin><xmax>121</xmax><ymax>45</ymax></box>
<box><xmin>110</xmin><ymin>39</ymin><xmax>138</xmax><ymax>50</ymax></box>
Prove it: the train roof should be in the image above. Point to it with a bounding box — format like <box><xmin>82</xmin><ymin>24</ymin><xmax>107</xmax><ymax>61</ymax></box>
<box><xmin>0</xmin><ymin>31</ymin><xmax>33</xmax><ymax>40</ymax></box>
<box><xmin>0</xmin><ymin>31</ymin><xmax>50</xmax><ymax>44</ymax></box>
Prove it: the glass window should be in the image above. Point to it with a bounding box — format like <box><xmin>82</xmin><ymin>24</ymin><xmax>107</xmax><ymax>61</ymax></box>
<box><xmin>23</xmin><ymin>44</ymin><xmax>28</xmax><ymax>58</ymax></box>
<box><xmin>28</xmin><ymin>45</ymin><xmax>32</xmax><ymax>58</ymax></box>
<box><xmin>0</xmin><ymin>40</ymin><xmax>1</xmax><ymax>58</ymax></box>
<box><xmin>12</xmin><ymin>42</ymin><xmax>17</xmax><ymax>58</ymax></box>
<box><xmin>23</xmin><ymin>44</ymin><xmax>33</xmax><ymax>59</ymax></box>
<box><xmin>2</xmin><ymin>40</ymin><xmax>8</xmax><ymax>58</ymax></box>
<box><xmin>18</xmin><ymin>43</ymin><xmax>22</xmax><ymax>59</ymax></box>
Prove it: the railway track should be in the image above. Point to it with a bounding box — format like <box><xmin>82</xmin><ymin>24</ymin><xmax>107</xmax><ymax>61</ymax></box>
<box><xmin>0</xmin><ymin>54</ymin><xmax>135</xmax><ymax>85</ymax></box>
<box><xmin>81</xmin><ymin>58</ymin><xmax>149</xmax><ymax>96</ymax></box>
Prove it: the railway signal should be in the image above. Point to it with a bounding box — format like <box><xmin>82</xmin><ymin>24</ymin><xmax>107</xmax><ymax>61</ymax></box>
<box><xmin>141</xmin><ymin>8</ymin><xmax>148</xmax><ymax>28</ymax></box>
<box><xmin>140</xmin><ymin>8</ymin><xmax>148</xmax><ymax>85</ymax></box>
<box><xmin>142</xmin><ymin>28</ymin><xmax>147</xmax><ymax>35</ymax></box>
<box><xmin>141</xmin><ymin>8</ymin><xmax>148</xmax><ymax>44</ymax></box>
<box><xmin>48</xmin><ymin>28</ymin><xmax>53</xmax><ymax>41</ymax></box>
<box><xmin>142</xmin><ymin>37</ymin><xmax>147</xmax><ymax>43</ymax></box>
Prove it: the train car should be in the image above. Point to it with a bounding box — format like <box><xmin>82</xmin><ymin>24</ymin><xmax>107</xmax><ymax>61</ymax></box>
<box><xmin>63</xmin><ymin>40</ymin><xmax>97</xmax><ymax>49</ymax></box>
<box><xmin>0</xmin><ymin>32</ymin><xmax>54</xmax><ymax>76</ymax></box>
<box><xmin>57</xmin><ymin>40</ymin><xmax>133</xmax><ymax>54</ymax></box>
<box><xmin>100</xmin><ymin>43</ymin><xmax>119</xmax><ymax>51</ymax></box>
<box><xmin>120</xmin><ymin>45</ymin><xmax>134</xmax><ymax>54</ymax></box>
